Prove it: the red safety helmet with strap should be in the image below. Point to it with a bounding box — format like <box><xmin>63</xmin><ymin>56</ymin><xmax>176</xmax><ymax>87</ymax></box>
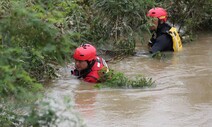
<box><xmin>147</xmin><ymin>7</ymin><xmax>168</xmax><ymax>22</ymax></box>
<box><xmin>73</xmin><ymin>44</ymin><xmax>96</xmax><ymax>61</ymax></box>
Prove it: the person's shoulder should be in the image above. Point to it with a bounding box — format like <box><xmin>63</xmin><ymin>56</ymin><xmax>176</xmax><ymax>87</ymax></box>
<box><xmin>160</xmin><ymin>23</ymin><xmax>171</xmax><ymax>33</ymax></box>
<box><xmin>96</xmin><ymin>56</ymin><xmax>104</xmax><ymax>61</ymax></box>
<box><xmin>164</xmin><ymin>23</ymin><xmax>172</xmax><ymax>28</ymax></box>
<box><xmin>92</xmin><ymin>57</ymin><xmax>105</xmax><ymax>70</ymax></box>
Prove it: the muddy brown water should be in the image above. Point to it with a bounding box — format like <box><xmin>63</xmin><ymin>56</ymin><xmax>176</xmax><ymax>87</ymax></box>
<box><xmin>47</xmin><ymin>33</ymin><xmax>212</xmax><ymax>127</ymax></box>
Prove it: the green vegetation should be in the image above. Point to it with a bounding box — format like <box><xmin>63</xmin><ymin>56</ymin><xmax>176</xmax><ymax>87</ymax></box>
<box><xmin>96</xmin><ymin>70</ymin><xmax>155</xmax><ymax>88</ymax></box>
<box><xmin>0</xmin><ymin>0</ymin><xmax>211</xmax><ymax>126</ymax></box>
<box><xmin>162</xmin><ymin>0</ymin><xmax>212</xmax><ymax>32</ymax></box>
<box><xmin>0</xmin><ymin>0</ymin><xmax>76</xmax><ymax>97</ymax></box>
<box><xmin>0</xmin><ymin>100</ymin><xmax>58</xmax><ymax>127</ymax></box>
<box><xmin>0</xmin><ymin>0</ymin><xmax>81</xmax><ymax>126</ymax></box>
<box><xmin>0</xmin><ymin>96</ymin><xmax>83</xmax><ymax>127</ymax></box>
<box><xmin>90</xmin><ymin>0</ymin><xmax>155</xmax><ymax>55</ymax></box>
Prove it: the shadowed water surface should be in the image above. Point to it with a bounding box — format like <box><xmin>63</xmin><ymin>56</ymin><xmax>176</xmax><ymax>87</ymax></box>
<box><xmin>47</xmin><ymin>33</ymin><xmax>212</xmax><ymax>127</ymax></box>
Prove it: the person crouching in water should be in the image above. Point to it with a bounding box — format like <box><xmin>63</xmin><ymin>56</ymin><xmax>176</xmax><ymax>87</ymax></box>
<box><xmin>71</xmin><ymin>44</ymin><xmax>109</xmax><ymax>83</ymax></box>
<box><xmin>147</xmin><ymin>7</ymin><xmax>174</xmax><ymax>54</ymax></box>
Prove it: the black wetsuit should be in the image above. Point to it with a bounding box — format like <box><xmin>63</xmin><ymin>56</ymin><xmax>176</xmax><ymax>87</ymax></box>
<box><xmin>148</xmin><ymin>23</ymin><xmax>173</xmax><ymax>53</ymax></box>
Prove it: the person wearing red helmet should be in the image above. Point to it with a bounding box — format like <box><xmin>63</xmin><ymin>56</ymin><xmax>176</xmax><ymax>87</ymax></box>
<box><xmin>147</xmin><ymin>7</ymin><xmax>174</xmax><ymax>54</ymax></box>
<box><xmin>71</xmin><ymin>44</ymin><xmax>109</xmax><ymax>83</ymax></box>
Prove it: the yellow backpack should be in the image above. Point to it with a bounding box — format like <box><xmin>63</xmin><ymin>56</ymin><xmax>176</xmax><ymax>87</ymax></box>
<box><xmin>168</xmin><ymin>27</ymin><xmax>183</xmax><ymax>52</ymax></box>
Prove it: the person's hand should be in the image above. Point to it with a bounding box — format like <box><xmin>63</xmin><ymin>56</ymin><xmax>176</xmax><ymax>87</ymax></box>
<box><xmin>71</xmin><ymin>69</ymin><xmax>79</xmax><ymax>76</ymax></box>
<box><xmin>148</xmin><ymin>40</ymin><xmax>153</xmax><ymax>50</ymax></box>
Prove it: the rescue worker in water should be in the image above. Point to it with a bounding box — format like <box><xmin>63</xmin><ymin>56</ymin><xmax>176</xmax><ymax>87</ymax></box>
<box><xmin>147</xmin><ymin>7</ymin><xmax>182</xmax><ymax>53</ymax></box>
<box><xmin>71</xmin><ymin>44</ymin><xmax>109</xmax><ymax>83</ymax></box>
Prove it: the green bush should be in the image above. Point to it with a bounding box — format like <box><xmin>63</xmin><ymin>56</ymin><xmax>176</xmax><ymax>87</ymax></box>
<box><xmin>0</xmin><ymin>1</ymin><xmax>79</xmax><ymax>126</ymax></box>
<box><xmin>157</xmin><ymin>0</ymin><xmax>212</xmax><ymax>33</ymax></box>
<box><xmin>0</xmin><ymin>98</ymin><xmax>58</xmax><ymax>127</ymax></box>
<box><xmin>96</xmin><ymin>70</ymin><xmax>155</xmax><ymax>88</ymax></box>
<box><xmin>0</xmin><ymin>0</ymin><xmax>78</xmax><ymax>96</ymax></box>
<box><xmin>89</xmin><ymin>0</ymin><xmax>155</xmax><ymax>55</ymax></box>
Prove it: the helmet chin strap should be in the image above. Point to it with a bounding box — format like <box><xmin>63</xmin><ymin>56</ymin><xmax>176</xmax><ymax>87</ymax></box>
<box><xmin>157</xmin><ymin>19</ymin><xmax>162</xmax><ymax>28</ymax></box>
<box><xmin>87</xmin><ymin>59</ymin><xmax>95</xmax><ymax>67</ymax></box>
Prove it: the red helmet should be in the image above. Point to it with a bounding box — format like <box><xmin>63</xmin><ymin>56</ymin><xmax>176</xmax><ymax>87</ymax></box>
<box><xmin>73</xmin><ymin>44</ymin><xmax>96</xmax><ymax>61</ymax></box>
<box><xmin>147</xmin><ymin>7</ymin><xmax>168</xmax><ymax>22</ymax></box>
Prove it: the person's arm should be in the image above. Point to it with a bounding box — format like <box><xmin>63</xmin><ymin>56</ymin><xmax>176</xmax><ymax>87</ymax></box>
<box><xmin>83</xmin><ymin>76</ymin><xmax>98</xmax><ymax>83</ymax></box>
<box><xmin>148</xmin><ymin>32</ymin><xmax>157</xmax><ymax>49</ymax></box>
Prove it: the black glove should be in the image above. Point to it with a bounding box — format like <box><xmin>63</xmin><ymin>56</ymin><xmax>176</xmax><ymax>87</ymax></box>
<box><xmin>71</xmin><ymin>69</ymin><xmax>80</xmax><ymax>76</ymax></box>
<box><xmin>148</xmin><ymin>40</ymin><xmax>153</xmax><ymax>47</ymax></box>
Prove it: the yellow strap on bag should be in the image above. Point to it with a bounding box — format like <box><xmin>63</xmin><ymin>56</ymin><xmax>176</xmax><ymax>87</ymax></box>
<box><xmin>169</xmin><ymin>27</ymin><xmax>183</xmax><ymax>52</ymax></box>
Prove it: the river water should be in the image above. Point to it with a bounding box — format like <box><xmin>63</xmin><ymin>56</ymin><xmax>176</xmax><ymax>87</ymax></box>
<box><xmin>47</xmin><ymin>33</ymin><xmax>212</xmax><ymax>127</ymax></box>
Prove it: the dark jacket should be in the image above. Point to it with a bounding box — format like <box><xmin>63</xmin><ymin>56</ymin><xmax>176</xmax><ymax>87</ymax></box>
<box><xmin>149</xmin><ymin>23</ymin><xmax>173</xmax><ymax>53</ymax></box>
